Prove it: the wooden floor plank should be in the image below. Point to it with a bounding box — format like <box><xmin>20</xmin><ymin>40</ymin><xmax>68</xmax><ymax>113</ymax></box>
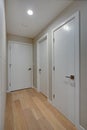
<box><xmin>4</xmin><ymin>88</ymin><xmax>77</xmax><ymax>130</ymax></box>
<box><xmin>24</xmin><ymin>109</ymin><xmax>41</xmax><ymax>130</ymax></box>
<box><xmin>12</xmin><ymin>100</ymin><xmax>29</xmax><ymax>130</ymax></box>
<box><xmin>38</xmin><ymin>117</ymin><xmax>54</xmax><ymax>130</ymax></box>
<box><xmin>44</xmin><ymin>101</ymin><xmax>77</xmax><ymax>130</ymax></box>
<box><xmin>32</xmin><ymin>97</ymin><xmax>66</xmax><ymax>130</ymax></box>
<box><xmin>4</xmin><ymin>93</ymin><xmax>14</xmax><ymax>130</ymax></box>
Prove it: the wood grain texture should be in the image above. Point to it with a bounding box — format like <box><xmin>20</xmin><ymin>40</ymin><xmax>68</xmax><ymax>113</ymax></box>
<box><xmin>4</xmin><ymin>88</ymin><xmax>77</xmax><ymax>130</ymax></box>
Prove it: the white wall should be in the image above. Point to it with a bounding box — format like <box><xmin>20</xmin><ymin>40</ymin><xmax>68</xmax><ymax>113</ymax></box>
<box><xmin>34</xmin><ymin>1</ymin><xmax>87</xmax><ymax>129</ymax></box>
<box><xmin>0</xmin><ymin>0</ymin><xmax>7</xmax><ymax>129</ymax></box>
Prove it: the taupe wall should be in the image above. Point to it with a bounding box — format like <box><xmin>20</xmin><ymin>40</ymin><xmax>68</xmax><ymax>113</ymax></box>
<box><xmin>0</xmin><ymin>0</ymin><xmax>7</xmax><ymax>129</ymax></box>
<box><xmin>33</xmin><ymin>1</ymin><xmax>87</xmax><ymax>129</ymax></box>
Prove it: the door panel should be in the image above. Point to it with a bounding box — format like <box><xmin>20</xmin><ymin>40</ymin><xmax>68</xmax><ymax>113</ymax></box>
<box><xmin>39</xmin><ymin>38</ymin><xmax>48</xmax><ymax>96</ymax></box>
<box><xmin>54</xmin><ymin>19</ymin><xmax>75</xmax><ymax>124</ymax></box>
<box><xmin>9</xmin><ymin>42</ymin><xmax>33</xmax><ymax>91</ymax></box>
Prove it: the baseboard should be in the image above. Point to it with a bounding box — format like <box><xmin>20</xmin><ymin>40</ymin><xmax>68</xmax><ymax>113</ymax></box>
<box><xmin>48</xmin><ymin>98</ymin><xmax>52</xmax><ymax>105</ymax></box>
<box><xmin>80</xmin><ymin>125</ymin><xmax>85</xmax><ymax>130</ymax></box>
<box><xmin>6</xmin><ymin>89</ymin><xmax>10</xmax><ymax>93</ymax></box>
<box><xmin>33</xmin><ymin>86</ymin><xmax>38</xmax><ymax>91</ymax></box>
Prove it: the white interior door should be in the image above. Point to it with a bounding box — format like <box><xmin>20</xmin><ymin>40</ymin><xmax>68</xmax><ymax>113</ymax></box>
<box><xmin>53</xmin><ymin>19</ymin><xmax>76</xmax><ymax>124</ymax></box>
<box><xmin>8</xmin><ymin>42</ymin><xmax>33</xmax><ymax>91</ymax></box>
<box><xmin>39</xmin><ymin>37</ymin><xmax>48</xmax><ymax>97</ymax></box>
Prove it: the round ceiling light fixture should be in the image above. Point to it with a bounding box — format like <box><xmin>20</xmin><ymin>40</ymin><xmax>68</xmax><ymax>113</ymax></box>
<box><xmin>27</xmin><ymin>9</ymin><xmax>33</xmax><ymax>16</ymax></box>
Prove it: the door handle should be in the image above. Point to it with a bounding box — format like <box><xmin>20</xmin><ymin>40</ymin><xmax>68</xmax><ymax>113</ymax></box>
<box><xmin>65</xmin><ymin>75</ymin><xmax>74</xmax><ymax>80</ymax></box>
<box><xmin>28</xmin><ymin>68</ymin><xmax>32</xmax><ymax>71</ymax></box>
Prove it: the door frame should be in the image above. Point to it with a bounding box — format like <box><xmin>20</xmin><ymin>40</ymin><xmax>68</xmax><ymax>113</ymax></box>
<box><xmin>52</xmin><ymin>12</ymin><xmax>80</xmax><ymax>129</ymax></box>
<box><xmin>8</xmin><ymin>41</ymin><xmax>33</xmax><ymax>92</ymax></box>
<box><xmin>37</xmin><ymin>33</ymin><xmax>49</xmax><ymax>98</ymax></box>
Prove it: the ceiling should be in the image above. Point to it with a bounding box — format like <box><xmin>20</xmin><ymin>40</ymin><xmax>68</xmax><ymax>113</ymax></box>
<box><xmin>6</xmin><ymin>0</ymin><xmax>73</xmax><ymax>38</ymax></box>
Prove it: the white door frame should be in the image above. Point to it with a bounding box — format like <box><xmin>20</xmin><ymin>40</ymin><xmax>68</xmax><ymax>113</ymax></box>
<box><xmin>8</xmin><ymin>41</ymin><xmax>33</xmax><ymax>92</ymax></box>
<box><xmin>52</xmin><ymin>12</ymin><xmax>80</xmax><ymax>129</ymax></box>
<box><xmin>37</xmin><ymin>33</ymin><xmax>49</xmax><ymax>98</ymax></box>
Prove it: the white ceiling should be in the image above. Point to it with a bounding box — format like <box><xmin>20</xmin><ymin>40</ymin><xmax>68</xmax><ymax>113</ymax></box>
<box><xmin>6</xmin><ymin>0</ymin><xmax>73</xmax><ymax>38</ymax></box>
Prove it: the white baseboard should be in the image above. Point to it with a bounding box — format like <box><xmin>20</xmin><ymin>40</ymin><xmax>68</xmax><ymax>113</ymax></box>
<box><xmin>48</xmin><ymin>98</ymin><xmax>52</xmax><ymax>105</ymax></box>
<box><xmin>33</xmin><ymin>86</ymin><xmax>38</xmax><ymax>91</ymax></box>
<box><xmin>80</xmin><ymin>125</ymin><xmax>85</xmax><ymax>130</ymax></box>
<box><xmin>6</xmin><ymin>89</ymin><xmax>10</xmax><ymax>93</ymax></box>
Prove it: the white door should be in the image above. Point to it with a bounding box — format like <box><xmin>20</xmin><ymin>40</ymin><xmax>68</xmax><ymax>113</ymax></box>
<box><xmin>53</xmin><ymin>19</ymin><xmax>76</xmax><ymax>124</ymax></box>
<box><xmin>39</xmin><ymin>38</ymin><xmax>48</xmax><ymax>96</ymax></box>
<box><xmin>8</xmin><ymin>42</ymin><xmax>33</xmax><ymax>91</ymax></box>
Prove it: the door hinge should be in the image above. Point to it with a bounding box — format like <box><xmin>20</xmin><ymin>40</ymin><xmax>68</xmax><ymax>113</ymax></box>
<box><xmin>9</xmin><ymin>83</ymin><xmax>11</xmax><ymax>87</ymax></box>
<box><xmin>53</xmin><ymin>94</ymin><xmax>55</xmax><ymax>99</ymax></box>
<box><xmin>9</xmin><ymin>64</ymin><xmax>12</xmax><ymax>68</ymax></box>
<box><xmin>53</xmin><ymin>38</ymin><xmax>55</xmax><ymax>43</ymax></box>
<box><xmin>53</xmin><ymin>38</ymin><xmax>55</xmax><ymax>49</ymax></box>
<box><xmin>53</xmin><ymin>66</ymin><xmax>55</xmax><ymax>71</ymax></box>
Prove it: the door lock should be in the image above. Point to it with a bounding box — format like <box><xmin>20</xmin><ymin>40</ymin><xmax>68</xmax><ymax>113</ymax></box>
<box><xmin>28</xmin><ymin>68</ymin><xmax>32</xmax><ymax>71</ymax></box>
<box><xmin>39</xmin><ymin>68</ymin><xmax>41</xmax><ymax>72</ymax></box>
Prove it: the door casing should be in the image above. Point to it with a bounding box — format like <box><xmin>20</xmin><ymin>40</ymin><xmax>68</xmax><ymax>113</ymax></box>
<box><xmin>52</xmin><ymin>12</ymin><xmax>80</xmax><ymax>129</ymax></box>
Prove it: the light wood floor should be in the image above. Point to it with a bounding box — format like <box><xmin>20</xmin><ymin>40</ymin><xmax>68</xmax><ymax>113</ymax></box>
<box><xmin>5</xmin><ymin>88</ymin><xmax>77</xmax><ymax>130</ymax></box>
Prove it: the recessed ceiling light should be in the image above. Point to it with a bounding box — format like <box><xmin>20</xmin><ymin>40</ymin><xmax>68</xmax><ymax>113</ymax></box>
<box><xmin>27</xmin><ymin>9</ymin><xmax>33</xmax><ymax>16</ymax></box>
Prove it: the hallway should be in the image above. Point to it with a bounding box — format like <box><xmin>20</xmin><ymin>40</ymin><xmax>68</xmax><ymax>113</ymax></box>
<box><xmin>0</xmin><ymin>0</ymin><xmax>87</xmax><ymax>130</ymax></box>
<box><xmin>5</xmin><ymin>89</ymin><xmax>77</xmax><ymax>130</ymax></box>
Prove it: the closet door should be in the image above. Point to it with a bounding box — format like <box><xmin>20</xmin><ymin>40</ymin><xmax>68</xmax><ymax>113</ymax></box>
<box><xmin>8</xmin><ymin>41</ymin><xmax>33</xmax><ymax>91</ymax></box>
